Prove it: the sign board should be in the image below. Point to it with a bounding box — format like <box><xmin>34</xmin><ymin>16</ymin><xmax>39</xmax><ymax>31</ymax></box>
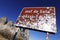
<box><xmin>15</xmin><ymin>7</ymin><xmax>57</xmax><ymax>33</ymax></box>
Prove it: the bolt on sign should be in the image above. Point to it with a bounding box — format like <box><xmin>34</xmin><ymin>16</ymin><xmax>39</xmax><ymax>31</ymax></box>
<box><xmin>15</xmin><ymin>7</ymin><xmax>57</xmax><ymax>33</ymax></box>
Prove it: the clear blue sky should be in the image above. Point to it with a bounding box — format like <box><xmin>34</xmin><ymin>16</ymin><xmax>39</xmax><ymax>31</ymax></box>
<box><xmin>0</xmin><ymin>0</ymin><xmax>60</xmax><ymax>40</ymax></box>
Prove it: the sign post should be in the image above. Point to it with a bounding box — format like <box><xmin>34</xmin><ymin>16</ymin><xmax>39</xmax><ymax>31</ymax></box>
<box><xmin>46</xmin><ymin>32</ymin><xmax>49</xmax><ymax>40</ymax></box>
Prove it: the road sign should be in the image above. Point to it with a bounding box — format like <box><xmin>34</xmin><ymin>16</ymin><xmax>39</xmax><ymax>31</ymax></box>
<box><xmin>15</xmin><ymin>7</ymin><xmax>57</xmax><ymax>33</ymax></box>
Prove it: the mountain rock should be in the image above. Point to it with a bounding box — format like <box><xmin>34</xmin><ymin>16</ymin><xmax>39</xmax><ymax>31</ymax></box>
<box><xmin>0</xmin><ymin>17</ymin><xmax>29</xmax><ymax>40</ymax></box>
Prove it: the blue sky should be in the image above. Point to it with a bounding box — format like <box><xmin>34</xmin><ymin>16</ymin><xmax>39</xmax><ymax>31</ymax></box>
<box><xmin>0</xmin><ymin>0</ymin><xmax>60</xmax><ymax>40</ymax></box>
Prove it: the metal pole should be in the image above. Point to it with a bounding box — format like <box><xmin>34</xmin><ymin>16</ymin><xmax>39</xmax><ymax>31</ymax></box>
<box><xmin>46</xmin><ymin>32</ymin><xmax>49</xmax><ymax>40</ymax></box>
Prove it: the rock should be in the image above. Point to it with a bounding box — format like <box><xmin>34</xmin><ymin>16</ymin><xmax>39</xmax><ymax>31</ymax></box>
<box><xmin>6</xmin><ymin>21</ymin><xmax>12</xmax><ymax>27</ymax></box>
<box><xmin>0</xmin><ymin>17</ymin><xmax>29</xmax><ymax>40</ymax></box>
<box><xmin>0</xmin><ymin>34</ymin><xmax>8</xmax><ymax>40</ymax></box>
<box><xmin>0</xmin><ymin>17</ymin><xmax>7</xmax><ymax>24</ymax></box>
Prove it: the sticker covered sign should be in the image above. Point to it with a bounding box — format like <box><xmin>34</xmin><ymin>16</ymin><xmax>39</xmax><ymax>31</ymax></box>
<box><xmin>15</xmin><ymin>7</ymin><xmax>57</xmax><ymax>33</ymax></box>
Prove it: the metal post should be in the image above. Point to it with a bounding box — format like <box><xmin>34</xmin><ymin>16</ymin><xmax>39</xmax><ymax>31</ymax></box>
<box><xmin>46</xmin><ymin>32</ymin><xmax>49</xmax><ymax>40</ymax></box>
